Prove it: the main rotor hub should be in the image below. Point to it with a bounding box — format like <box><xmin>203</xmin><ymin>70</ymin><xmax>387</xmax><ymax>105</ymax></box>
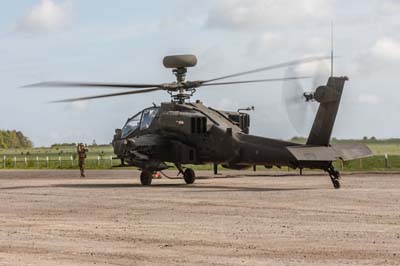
<box><xmin>173</xmin><ymin>67</ymin><xmax>187</xmax><ymax>83</ymax></box>
<box><xmin>169</xmin><ymin>67</ymin><xmax>195</xmax><ymax>103</ymax></box>
<box><xmin>163</xmin><ymin>55</ymin><xmax>198</xmax><ymax>103</ymax></box>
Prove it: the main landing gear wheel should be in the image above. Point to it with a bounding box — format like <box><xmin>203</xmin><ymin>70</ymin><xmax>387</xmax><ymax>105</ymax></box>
<box><xmin>140</xmin><ymin>171</ymin><xmax>153</xmax><ymax>186</ymax></box>
<box><xmin>327</xmin><ymin>166</ymin><xmax>341</xmax><ymax>189</ymax></box>
<box><xmin>183</xmin><ymin>168</ymin><xmax>196</xmax><ymax>184</ymax></box>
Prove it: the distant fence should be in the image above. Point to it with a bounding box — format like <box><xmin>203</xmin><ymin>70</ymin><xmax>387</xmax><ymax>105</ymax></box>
<box><xmin>0</xmin><ymin>154</ymin><xmax>399</xmax><ymax>171</ymax></box>
<box><xmin>0</xmin><ymin>155</ymin><xmax>118</xmax><ymax>169</ymax></box>
<box><xmin>332</xmin><ymin>154</ymin><xmax>400</xmax><ymax>171</ymax></box>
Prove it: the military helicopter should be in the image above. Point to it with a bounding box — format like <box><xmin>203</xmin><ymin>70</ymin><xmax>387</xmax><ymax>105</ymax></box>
<box><xmin>26</xmin><ymin>54</ymin><xmax>372</xmax><ymax>188</ymax></box>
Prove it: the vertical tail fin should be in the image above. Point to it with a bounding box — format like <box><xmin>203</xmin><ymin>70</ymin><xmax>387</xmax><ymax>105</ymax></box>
<box><xmin>306</xmin><ymin>76</ymin><xmax>348</xmax><ymax>146</ymax></box>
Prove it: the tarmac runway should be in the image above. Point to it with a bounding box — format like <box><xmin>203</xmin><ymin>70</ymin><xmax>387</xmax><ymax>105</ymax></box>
<box><xmin>0</xmin><ymin>170</ymin><xmax>399</xmax><ymax>265</ymax></box>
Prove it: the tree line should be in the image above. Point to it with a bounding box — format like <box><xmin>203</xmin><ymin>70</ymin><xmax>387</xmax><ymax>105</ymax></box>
<box><xmin>0</xmin><ymin>130</ymin><xmax>33</xmax><ymax>149</ymax></box>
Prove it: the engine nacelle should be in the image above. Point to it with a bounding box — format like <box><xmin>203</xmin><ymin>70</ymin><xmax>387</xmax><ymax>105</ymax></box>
<box><xmin>159</xmin><ymin>111</ymin><xmax>208</xmax><ymax>135</ymax></box>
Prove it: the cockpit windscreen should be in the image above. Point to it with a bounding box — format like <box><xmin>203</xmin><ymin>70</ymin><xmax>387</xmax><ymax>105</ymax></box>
<box><xmin>122</xmin><ymin>112</ymin><xmax>142</xmax><ymax>138</ymax></box>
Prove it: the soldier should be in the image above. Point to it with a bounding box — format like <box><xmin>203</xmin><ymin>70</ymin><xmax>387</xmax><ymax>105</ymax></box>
<box><xmin>112</xmin><ymin>129</ymin><xmax>125</xmax><ymax>166</ymax></box>
<box><xmin>77</xmin><ymin>143</ymin><xmax>88</xmax><ymax>178</ymax></box>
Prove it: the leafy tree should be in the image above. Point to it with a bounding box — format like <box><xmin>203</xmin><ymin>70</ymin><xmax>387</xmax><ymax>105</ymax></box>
<box><xmin>0</xmin><ymin>130</ymin><xmax>33</xmax><ymax>149</ymax></box>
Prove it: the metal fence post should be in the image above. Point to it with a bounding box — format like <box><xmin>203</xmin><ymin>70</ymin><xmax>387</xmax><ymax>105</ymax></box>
<box><xmin>59</xmin><ymin>156</ymin><xmax>62</xmax><ymax>168</ymax></box>
<box><xmin>46</xmin><ymin>156</ymin><xmax>49</xmax><ymax>168</ymax></box>
<box><xmin>3</xmin><ymin>155</ymin><xmax>6</xmax><ymax>168</ymax></box>
<box><xmin>36</xmin><ymin>156</ymin><xmax>39</xmax><ymax>168</ymax></box>
<box><xmin>13</xmin><ymin>156</ymin><xmax>16</xmax><ymax>168</ymax></box>
<box><xmin>24</xmin><ymin>157</ymin><xmax>27</xmax><ymax>167</ymax></box>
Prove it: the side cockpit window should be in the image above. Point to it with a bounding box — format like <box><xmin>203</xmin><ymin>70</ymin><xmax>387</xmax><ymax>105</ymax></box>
<box><xmin>121</xmin><ymin>107</ymin><xmax>159</xmax><ymax>138</ymax></box>
<box><xmin>122</xmin><ymin>112</ymin><xmax>142</xmax><ymax>138</ymax></box>
<box><xmin>140</xmin><ymin>108</ymin><xmax>159</xmax><ymax>130</ymax></box>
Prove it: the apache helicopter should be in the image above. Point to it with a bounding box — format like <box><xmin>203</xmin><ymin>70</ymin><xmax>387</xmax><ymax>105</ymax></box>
<box><xmin>26</xmin><ymin>54</ymin><xmax>372</xmax><ymax>188</ymax></box>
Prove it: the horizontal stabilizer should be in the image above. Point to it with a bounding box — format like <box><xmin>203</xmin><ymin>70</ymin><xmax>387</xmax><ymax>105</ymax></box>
<box><xmin>331</xmin><ymin>143</ymin><xmax>373</xmax><ymax>161</ymax></box>
<box><xmin>287</xmin><ymin>143</ymin><xmax>373</xmax><ymax>162</ymax></box>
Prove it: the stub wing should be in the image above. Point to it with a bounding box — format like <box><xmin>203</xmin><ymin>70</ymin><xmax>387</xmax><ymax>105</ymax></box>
<box><xmin>287</xmin><ymin>143</ymin><xmax>373</xmax><ymax>162</ymax></box>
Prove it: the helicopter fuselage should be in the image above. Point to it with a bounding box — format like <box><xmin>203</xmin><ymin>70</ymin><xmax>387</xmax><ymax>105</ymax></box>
<box><xmin>112</xmin><ymin>100</ymin><xmax>308</xmax><ymax>171</ymax></box>
<box><xmin>26</xmin><ymin>52</ymin><xmax>373</xmax><ymax>188</ymax></box>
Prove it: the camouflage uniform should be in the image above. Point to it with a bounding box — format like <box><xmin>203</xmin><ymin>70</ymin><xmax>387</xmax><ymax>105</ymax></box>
<box><xmin>77</xmin><ymin>143</ymin><xmax>88</xmax><ymax>177</ymax></box>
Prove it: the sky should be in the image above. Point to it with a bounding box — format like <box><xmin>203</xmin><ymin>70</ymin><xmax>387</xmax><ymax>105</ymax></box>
<box><xmin>1</xmin><ymin>0</ymin><xmax>399</xmax><ymax>146</ymax></box>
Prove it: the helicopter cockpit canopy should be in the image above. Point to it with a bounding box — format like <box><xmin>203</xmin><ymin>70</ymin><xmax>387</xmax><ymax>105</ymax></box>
<box><xmin>121</xmin><ymin>107</ymin><xmax>159</xmax><ymax>138</ymax></box>
<box><xmin>140</xmin><ymin>108</ymin><xmax>159</xmax><ymax>130</ymax></box>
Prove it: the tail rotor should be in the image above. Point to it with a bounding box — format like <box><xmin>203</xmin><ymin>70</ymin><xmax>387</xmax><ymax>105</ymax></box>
<box><xmin>282</xmin><ymin>63</ymin><xmax>329</xmax><ymax>136</ymax></box>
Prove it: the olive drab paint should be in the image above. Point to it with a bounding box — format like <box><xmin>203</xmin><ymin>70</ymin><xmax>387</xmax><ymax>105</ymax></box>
<box><xmin>26</xmin><ymin>55</ymin><xmax>373</xmax><ymax>188</ymax></box>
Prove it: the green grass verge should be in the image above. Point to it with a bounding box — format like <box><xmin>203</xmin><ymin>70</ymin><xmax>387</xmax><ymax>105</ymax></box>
<box><xmin>0</xmin><ymin>144</ymin><xmax>399</xmax><ymax>171</ymax></box>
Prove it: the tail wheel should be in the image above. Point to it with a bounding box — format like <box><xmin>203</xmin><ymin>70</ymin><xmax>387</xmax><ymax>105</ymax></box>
<box><xmin>183</xmin><ymin>168</ymin><xmax>196</xmax><ymax>184</ymax></box>
<box><xmin>140</xmin><ymin>171</ymin><xmax>153</xmax><ymax>186</ymax></box>
<box><xmin>327</xmin><ymin>166</ymin><xmax>341</xmax><ymax>189</ymax></box>
<box><xmin>332</xmin><ymin>178</ymin><xmax>341</xmax><ymax>189</ymax></box>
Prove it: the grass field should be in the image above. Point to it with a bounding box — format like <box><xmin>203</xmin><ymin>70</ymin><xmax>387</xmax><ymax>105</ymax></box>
<box><xmin>0</xmin><ymin>140</ymin><xmax>399</xmax><ymax>171</ymax></box>
<box><xmin>365</xmin><ymin>143</ymin><xmax>400</xmax><ymax>155</ymax></box>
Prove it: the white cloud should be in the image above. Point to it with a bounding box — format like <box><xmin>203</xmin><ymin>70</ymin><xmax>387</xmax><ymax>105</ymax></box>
<box><xmin>49</xmin><ymin>129</ymin><xmax>94</xmax><ymax>144</ymax></box>
<box><xmin>70</xmin><ymin>101</ymin><xmax>88</xmax><ymax>111</ymax></box>
<box><xmin>15</xmin><ymin>0</ymin><xmax>72</xmax><ymax>33</ymax></box>
<box><xmin>372</xmin><ymin>37</ymin><xmax>400</xmax><ymax>60</ymax></box>
<box><xmin>247</xmin><ymin>32</ymin><xmax>281</xmax><ymax>55</ymax></box>
<box><xmin>379</xmin><ymin>0</ymin><xmax>400</xmax><ymax>14</ymax></box>
<box><xmin>206</xmin><ymin>0</ymin><xmax>333</xmax><ymax>30</ymax></box>
<box><xmin>216</xmin><ymin>98</ymin><xmax>238</xmax><ymax>111</ymax></box>
<box><xmin>354</xmin><ymin>37</ymin><xmax>400</xmax><ymax>75</ymax></box>
<box><xmin>357</xmin><ymin>94</ymin><xmax>381</xmax><ymax>105</ymax></box>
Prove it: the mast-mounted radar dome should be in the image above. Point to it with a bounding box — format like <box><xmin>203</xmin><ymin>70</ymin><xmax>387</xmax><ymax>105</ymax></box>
<box><xmin>163</xmin><ymin>55</ymin><xmax>197</xmax><ymax>69</ymax></box>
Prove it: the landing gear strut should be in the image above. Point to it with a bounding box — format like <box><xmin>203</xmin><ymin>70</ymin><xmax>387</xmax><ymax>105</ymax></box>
<box><xmin>175</xmin><ymin>164</ymin><xmax>196</xmax><ymax>184</ymax></box>
<box><xmin>213</xmin><ymin>163</ymin><xmax>218</xmax><ymax>175</ymax></box>
<box><xmin>326</xmin><ymin>165</ymin><xmax>341</xmax><ymax>189</ymax></box>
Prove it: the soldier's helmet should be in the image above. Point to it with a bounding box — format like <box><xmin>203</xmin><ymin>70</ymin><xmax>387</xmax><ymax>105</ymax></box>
<box><xmin>77</xmin><ymin>143</ymin><xmax>84</xmax><ymax>151</ymax></box>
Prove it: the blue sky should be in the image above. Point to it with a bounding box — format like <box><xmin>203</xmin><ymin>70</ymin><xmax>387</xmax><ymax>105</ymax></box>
<box><xmin>1</xmin><ymin>0</ymin><xmax>400</xmax><ymax>146</ymax></box>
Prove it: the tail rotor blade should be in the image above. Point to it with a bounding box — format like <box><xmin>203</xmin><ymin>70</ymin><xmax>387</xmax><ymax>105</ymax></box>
<box><xmin>282</xmin><ymin>68</ymin><xmax>318</xmax><ymax>135</ymax></box>
<box><xmin>312</xmin><ymin>62</ymin><xmax>330</xmax><ymax>88</ymax></box>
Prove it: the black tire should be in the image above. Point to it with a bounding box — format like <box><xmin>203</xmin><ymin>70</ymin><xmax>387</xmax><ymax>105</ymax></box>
<box><xmin>140</xmin><ymin>171</ymin><xmax>153</xmax><ymax>186</ymax></box>
<box><xmin>183</xmin><ymin>168</ymin><xmax>196</xmax><ymax>184</ymax></box>
<box><xmin>332</xmin><ymin>178</ymin><xmax>341</xmax><ymax>189</ymax></box>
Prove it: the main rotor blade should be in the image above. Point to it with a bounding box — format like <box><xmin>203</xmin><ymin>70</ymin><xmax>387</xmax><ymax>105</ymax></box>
<box><xmin>23</xmin><ymin>81</ymin><xmax>163</xmax><ymax>89</ymax></box>
<box><xmin>50</xmin><ymin>87</ymin><xmax>162</xmax><ymax>103</ymax></box>
<box><xmin>198</xmin><ymin>76</ymin><xmax>311</xmax><ymax>87</ymax></box>
<box><xmin>203</xmin><ymin>56</ymin><xmax>331</xmax><ymax>83</ymax></box>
